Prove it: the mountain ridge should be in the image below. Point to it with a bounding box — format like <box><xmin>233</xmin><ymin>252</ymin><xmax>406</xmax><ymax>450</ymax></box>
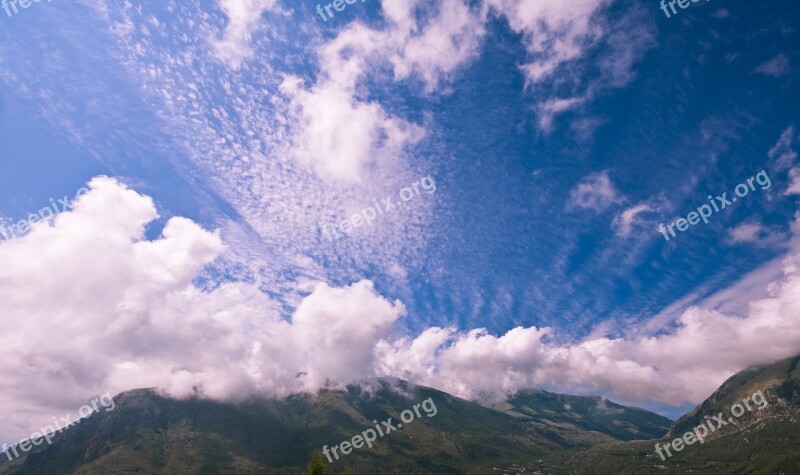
<box><xmin>0</xmin><ymin>379</ymin><xmax>669</xmax><ymax>474</ymax></box>
<box><xmin>1</xmin><ymin>355</ymin><xmax>799</xmax><ymax>473</ymax></box>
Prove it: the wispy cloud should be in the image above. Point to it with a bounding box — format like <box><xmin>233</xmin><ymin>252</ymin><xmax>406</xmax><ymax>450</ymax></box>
<box><xmin>726</xmin><ymin>221</ymin><xmax>788</xmax><ymax>249</ymax></box>
<box><xmin>766</xmin><ymin>126</ymin><xmax>800</xmax><ymax>195</ymax></box>
<box><xmin>754</xmin><ymin>53</ymin><xmax>790</xmax><ymax>77</ymax></box>
<box><xmin>568</xmin><ymin>170</ymin><xmax>625</xmax><ymax>212</ymax></box>
<box><xmin>612</xmin><ymin>202</ymin><xmax>655</xmax><ymax>238</ymax></box>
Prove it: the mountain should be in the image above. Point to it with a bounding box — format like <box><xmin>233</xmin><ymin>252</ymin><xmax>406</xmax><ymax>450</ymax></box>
<box><xmin>536</xmin><ymin>354</ymin><xmax>800</xmax><ymax>474</ymax></box>
<box><xmin>0</xmin><ymin>379</ymin><xmax>669</xmax><ymax>474</ymax></box>
<box><xmin>2</xmin><ymin>355</ymin><xmax>798</xmax><ymax>474</ymax></box>
<box><xmin>490</xmin><ymin>389</ymin><xmax>671</xmax><ymax>442</ymax></box>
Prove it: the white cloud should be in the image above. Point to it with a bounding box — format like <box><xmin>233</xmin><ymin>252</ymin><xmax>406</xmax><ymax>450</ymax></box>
<box><xmin>755</xmin><ymin>53</ymin><xmax>790</xmax><ymax>77</ymax></box>
<box><xmin>727</xmin><ymin>221</ymin><xmax>787</xmax><ymax>248</ymax></box>
<box><xmin>768</xmin><ymin>125</ymin><xmax>797</xmax><ymax>172</ymax></box>
<box><xmin>766</xmin><ymin>126</ymin><xmax>800</xmax><ymax>196</ymax></box>
<box><xmin>281</xmin><ymin>0</ymin><xmax>647</xmax><ymax>182</ymax></box>
<box><xmin>485</xmin><ymin>0</ymin><xmax>611</xmax><ymax>84</ymax></box>
<box><xmin>0</xmin><ymin>177</ymin><xmax>405</xmax><ymax>442</ymax></box>
<box><xmin>281</xmin><ymin>0</ymin><xmax>485</xmax><ymax>183</ymax></box>
<box><xmin>486</xmin><ymin>0</ymin><xmax>653</xmax><ymax>130</ymax></box>
<box><xmin>388</xmin><ymin>0</ymin><xmax>487</xmax><ymax>92</ymax></box>
<box><xmin>4</xmin><ymin>177</ymin><xmax>800</xmax><ymax>443</ymax></box>
<box><xmin>280</xmin><ymin>75</ymin><xmax>426</xmax><ymax>183</ymax></box>
<box><xmin>8</xmin><ymin>0</ymin><xmax>792</xmax><ymax>444</ymax></box>
<box><xmin>536</xmin><ymin>96</ymin><xmax>586</xmax><ymax>131</ymax></box>
<box><xmin>612</xmin><ymin>202</ymin><xmax>654</xmax><ymax>238</ymax></box>
<box><xmin>788</xmin><ymin>167</ymin><xmax>800</xmax><ymax>195</ymax></box>
<box><xmin>568</xmin><ymin>170</ymin><xmax>624</xmax><ymax>212</ymax></box>
<box><xmin>375</xmin><ymin>241</ymin><xmax>800</xmax><ymax>405</ymax></box>
<box><xmin>212</xmin><ymin>0</ymin><xmax>280</xmax><ymax>68</ymax></box>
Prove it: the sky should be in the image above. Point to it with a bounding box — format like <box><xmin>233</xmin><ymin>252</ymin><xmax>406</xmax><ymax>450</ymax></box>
<box><xmin>0</xmin><ymin>0</ymin><xmax>799</xmax><ymax>443</ymax></box>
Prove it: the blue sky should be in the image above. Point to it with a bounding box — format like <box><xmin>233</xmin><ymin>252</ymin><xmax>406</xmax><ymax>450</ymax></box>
<box><xmin>1</xmin><ymin>0</ymin><xmax>799</xmax><ymax>439</ymax></box>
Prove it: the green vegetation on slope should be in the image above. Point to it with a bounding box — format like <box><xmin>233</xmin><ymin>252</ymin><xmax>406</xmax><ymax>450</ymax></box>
<box><xmin>491</xmin><ymin>388</ymin><xmax>672</xmax><ymax>442</ymax></box>
<box><xmin>2</xmin><ymin>355</ymin><xmax>798</xmax><ymax>474</ymax></box>
<box><xmin>529</xmin><ymin>354</ymin><xmax>800</xmax><ymax>474</ymax></box>
<box><xmin>1</xmin><ymin>380</ymin><xmax>630</xmax><ymax>474</ymax></box>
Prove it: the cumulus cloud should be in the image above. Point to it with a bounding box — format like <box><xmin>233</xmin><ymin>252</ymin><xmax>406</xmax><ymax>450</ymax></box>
<box><xmin>281</xmin><ymin>0</ymin><xmax>484</xmax><ymax>183</ymax></box>
<box><xmin>568</xmin><ymin>170</ymin><xmax>624</xmax><ymax>212</ymax></box>
<box><xmin>4</xmin><ymin>176</ymin><xmax>800</xmax><ymax>443</ymax></box>
<box><xmin>0</xmin><ymin>177</ymin><xmax>405</xmax><ymax>442</ymax></box>
<box><xmin>375</xmin><ymin>240</ymin><xmax>800</xmax><ymax>405</ymax></box>
<box><xmin>280</xmin><ymin>0</ymin><xmax>645</xmax><ymax>182</ymax></box>
<box><xmin>279</xmin><ymin>74</ymin><xmax>426</xmax><ymax>183</ymax></box>
<box><xmin>485</xmin><ymin>0</ymin><xmax>611</xmax><ymax>84</ymax></box>
<box><xmin>212</xmin><ymin>0</ymin><xmax>279</xmax><ymax>68</ymax></box>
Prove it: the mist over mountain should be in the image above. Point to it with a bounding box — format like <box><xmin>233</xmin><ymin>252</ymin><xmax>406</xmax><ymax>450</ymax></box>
<box><xmin>1</xmin><ymin>355</ymin><xmax>798</xmax><ymax>473</ymax></box>
<box><xmin>1</xmin><ymin>0</ymin><xmax>799</xmax><ymax>472</ymax></box>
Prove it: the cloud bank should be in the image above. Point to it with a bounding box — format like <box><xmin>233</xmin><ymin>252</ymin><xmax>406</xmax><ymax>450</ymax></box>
<box><xmin>2</xmin><ymin>177</ymin><xmax>800</xmax><ymax>443</ymax></box>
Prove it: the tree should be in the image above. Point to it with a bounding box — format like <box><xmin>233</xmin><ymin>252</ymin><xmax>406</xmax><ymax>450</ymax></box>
<box><xmin>303</xmin><ymin>452</ymin><xmax>326</xmax><ymax>475</ymax></box>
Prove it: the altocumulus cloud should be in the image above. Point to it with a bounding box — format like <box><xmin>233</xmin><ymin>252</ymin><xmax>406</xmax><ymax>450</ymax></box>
<box><xmin>3</xmin><ymin>177</ymin><xmax>800</xmax><ymax>442</ymax></box>
<box><xmin>212</xmin><ymin>0</ymin><xmax>281</xmax><ymax>68</ymax></box>
<box><xmin>264</xmin><ymin>0</ymin><xmax>645</xmax><ymax>184</ymax></box>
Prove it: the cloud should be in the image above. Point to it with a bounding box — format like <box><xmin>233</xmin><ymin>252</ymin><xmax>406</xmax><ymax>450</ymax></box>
<box><xmin>612</xmin><ymin>202</ymin><xmax>655</xmax><ymax>238</ymax></box>
<box><xmin>536</xmin><ymin>97</ymin><xmax>586</xmax><ymax>131</ymax></box>
<box><xmin>281</xmin><ymin>0</ymin><xmax>648</xmax><ymax>182</ymax></box>
<box><xmin>755</xmin><ymin>54</ymin><xmax>790</xmax><ymax>77</ymax></box>
<box><xmin>6</xmin><ymin>1</ymin><xmax>794</xmax><ymax>443</ymax></box>
<box><xmin>726</xmin><ymin>222</ymin><xmax>788</xmax><ymax>249</ymax></box>
<box><xmin>766</xmin><ymin>126</ymin><xmax>800</xmax><ymax>195</ymax></box>
<box><xmin>387</xmin><ymin>0</ymin><xmax>487</xmax><ymax>92</ymax></box>
<box><xmin>485</xmin><ymin>0</ymin><xmax>611</xmax><ymax>84</ymax></box>
<box><xmin>768</xmin><ymin>126</ymin><xmax>797</xmax><ymax>172</ymax></box>
<box><xmin>713</xmin><ymin>8</ymin><xmax>730</xmax><ymax>19</ymax></box>
<box><xmin>0</xmin><ymin>177</ymin><xmax>406</xmax><ymax>442</ymax></box>
<box><xmin>281</xmin><ymin>0</ymin><xmax>484</xmax><ymax>183</ymax></box>
<box><xmin>375</xmin><ymin>235</ymin><xmax>800</xmax><ymax>406</ymax></box>
<box><xmin>568</xmin><ymin>170</ymin><xmax>625</xmax><ymax>212</ymax></box>
<box><xmin>280</xmin><ymin>75</ymin><xmax>426</xmax><ymax>183</ymax></box>
<box><xmin>212</xmin><ymin>0</ymin><xmax>279</xmax><ymax>68</ymax></box>
<box><xmin>788</xmin><ymin>168</ymin><xmax>800</xmax><ymax>195</ymax></box>
<box><xmin>4</xmin><ymin>177</ymin><xmax>800</xmax><ymax>442</ymax></box>
<box><xmin>486</xmin><ymin>0</ymin><xmax>654</xmax><ymax>130</ymax></box>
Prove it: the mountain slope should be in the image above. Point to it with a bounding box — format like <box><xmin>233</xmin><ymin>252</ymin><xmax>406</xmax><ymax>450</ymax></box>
<box><xmin>0</xmin><ymin>379</ymin><xmax>669</xmax><ymax>474</ymax></box>
<box><xmin>4</xmin><ymin>355</ymin><xmax>797</xmax><ymax>474</ymax></box>
<box><xmin>490</xmin><ymin>389</ymin><xmax>672</xmax><ymax>442</ymax></box>
<box><xmin>535</xmin><ymin>354</ymin><xmax>800</xmax><ymax>474</ymax></box>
